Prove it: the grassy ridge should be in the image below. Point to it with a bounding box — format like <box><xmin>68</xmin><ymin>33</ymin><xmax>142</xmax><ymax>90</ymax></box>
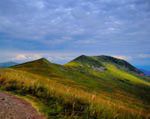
<box><xmin>65</xmin><ymin>59</ymin><xmax>150</xmax><ymax>104</ymax></box>
<box><xmin>0</xmin><ymin>56</ymin><xmax>150</xmax><ymax>118</ymax></box>
<box><xmin>0</xmin><ymin>68</ymin><xmax>149</xmax><ymax>119</ymax></box>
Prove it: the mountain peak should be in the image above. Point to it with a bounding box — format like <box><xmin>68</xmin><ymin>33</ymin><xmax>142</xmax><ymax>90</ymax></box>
<box><xmin>68</xmin><ymin>55</ymin><xmax>103</xmax><ymax>67</ymax></box>
<box><xmin>36</xmin><ymin>57</ymin><xmax>50</xmax><ymax>63</ymax></box>
<box><xmin>12</xmin><ymin>57</ymin><xmax>52</xmax><ymax>69</ymax></box>
<box><xmin>73</xmin><ymin>55</ymin><xmax>88</xmax><ymax>61</ymax></box>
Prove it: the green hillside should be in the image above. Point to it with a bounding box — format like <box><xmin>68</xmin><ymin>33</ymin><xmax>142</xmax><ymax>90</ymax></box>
<box><xmin>68</xmin><ymin>55</ymin><xmax>143</xmax><ymax>74</ymax></box>
<box><xmin>0</xmin><ymin>55</ymin><xmax>150</xmax><ymax>119</ymax></box>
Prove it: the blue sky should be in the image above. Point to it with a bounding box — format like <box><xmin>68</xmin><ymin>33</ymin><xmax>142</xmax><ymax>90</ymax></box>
<box><xmin>0</xmin><ymin>0</ymin><xmax>150</xmax><ymax>69</ymax></box>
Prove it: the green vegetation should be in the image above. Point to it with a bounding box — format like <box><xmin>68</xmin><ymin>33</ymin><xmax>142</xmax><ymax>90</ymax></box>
<box><xmin>0</xmin><ymin>55</ymin><xmax>150</xmax><ymax>119</ymax></box>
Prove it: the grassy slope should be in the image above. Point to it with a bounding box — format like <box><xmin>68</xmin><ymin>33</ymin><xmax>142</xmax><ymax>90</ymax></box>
<box><xmin>65</xmin><ymin>56</ymin><xmax>150</xmax><ymax>106</ymax></box>
<box><xmin>0</xmin><ymin>56</ymin><xmax>150</xmax><ymax>119</ymax></box>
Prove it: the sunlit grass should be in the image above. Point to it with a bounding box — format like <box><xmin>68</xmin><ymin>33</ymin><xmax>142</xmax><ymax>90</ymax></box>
<box><xmin>0</xmin><ymin>68</ymin><xmax>149</xmax><ymax>119</ymax></box>
<box><xmin>106</xmin><ymin>64</ymin><xmax>150</xmax><ymax>86</ymax></box>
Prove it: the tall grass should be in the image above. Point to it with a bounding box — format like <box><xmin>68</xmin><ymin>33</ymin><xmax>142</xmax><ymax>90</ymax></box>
<box><xmin>0</xmin><ymin>68</ymin><xmax>149</xmax><ymax>119</ymax></box>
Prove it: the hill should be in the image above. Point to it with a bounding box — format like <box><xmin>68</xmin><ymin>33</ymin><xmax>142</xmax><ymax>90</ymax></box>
<box><xmin>68</xmin><ymin>55</ymin><xmax>143</xmax><ymax>74</ymax></box>
<box><xmin>0</xmin><ymin>56</ymin><xmax>150</xmax><ymax>119</ymax></box>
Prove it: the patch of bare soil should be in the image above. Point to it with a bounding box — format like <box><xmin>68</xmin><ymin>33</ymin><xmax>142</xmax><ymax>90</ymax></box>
<box><xmin>0</xmin><ymin>92</ymin><xmax>45</xmax><ymax>119</ymax></box>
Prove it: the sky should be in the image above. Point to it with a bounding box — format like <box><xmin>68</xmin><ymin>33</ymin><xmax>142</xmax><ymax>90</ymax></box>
<box><xmin>0</xmin><ymin>0</ymin><xmax>150</xmax><ymax>69</ymax></box>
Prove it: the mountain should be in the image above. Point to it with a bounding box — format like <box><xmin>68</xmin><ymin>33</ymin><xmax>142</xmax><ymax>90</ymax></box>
<box><xmin>0</xmin><ymin>56</ymin><xmax>150</xmax><ymax>119</ymax></box>
<box><xmin>0</xmin><ymin>61</ymin><xmax>18</xmax><ymax>68</ymax></box>
<box><xmin>12</xmin><ymin>58</ymin><xmax>66</xmax><ymax>78</ymax></box>
<box><xmin>68</xmin><ymin>55</ymin><xmax>143</xmax><ymax>75</ymax></box>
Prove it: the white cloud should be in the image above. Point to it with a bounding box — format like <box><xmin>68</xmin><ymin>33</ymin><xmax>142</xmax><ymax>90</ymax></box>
<box><xmin>15</xmin><ymin>54</ymin><xmax>27</xmax><ymax>60</ymax></box>
<box><xmin>13</xmin><ymin>54</ymin><xmax>42</xmax><ymax>61</ymax></box>
<box><xmin>113</xmin><ymin>55</ymin><xmax>130</xmax><ymax>60</ymax></box>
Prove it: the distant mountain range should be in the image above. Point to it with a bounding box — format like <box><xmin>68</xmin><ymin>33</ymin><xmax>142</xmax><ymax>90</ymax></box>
<box><xmin>0</xmin><ymin>61</ymin><xmax>18</xmax><ymax>68</ymax></box>
<box><xmin>141</xmin><ymin>69</ymin><xmax>150</xmax><ymax>76</ymax></box>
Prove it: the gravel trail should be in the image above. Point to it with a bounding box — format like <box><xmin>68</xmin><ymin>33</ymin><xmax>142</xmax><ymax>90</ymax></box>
<box><xmin>0</xmin><ymin>92</ymin><xmax>45</xmax><ymax>119</ymax></box>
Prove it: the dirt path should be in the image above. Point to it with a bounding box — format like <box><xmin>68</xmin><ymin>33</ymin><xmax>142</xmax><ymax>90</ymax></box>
<box><xmin>0</xmin><ymin>92</ymin><xmax>45</xmax><ymax>119</ymax></box>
